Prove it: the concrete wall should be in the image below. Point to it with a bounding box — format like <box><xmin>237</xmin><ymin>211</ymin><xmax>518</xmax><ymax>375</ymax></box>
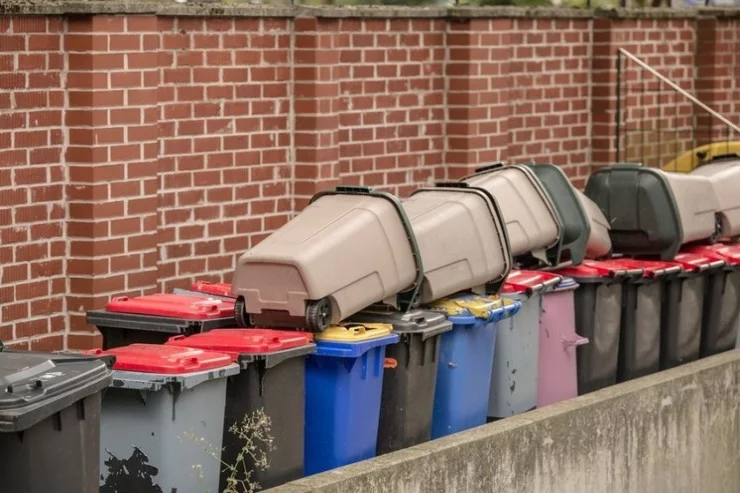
<box><xmin>267</xmin><ymin>350</ymin><xmax>740</xmax><ymax>493</ymax></box>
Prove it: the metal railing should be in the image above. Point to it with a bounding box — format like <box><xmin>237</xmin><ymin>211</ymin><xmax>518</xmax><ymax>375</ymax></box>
<box><xmin>615</xmin><ymin>48</ymin><xmax>740</xmax><ymax>172</ymax></box>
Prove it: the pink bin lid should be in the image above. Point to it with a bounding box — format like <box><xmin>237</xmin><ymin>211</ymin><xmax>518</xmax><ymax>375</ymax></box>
<box><xmin>105</xmin><ymin>294</ymin><xmax>234</xmax><ymax>319</ymax></box>
<box><xmin>671</xmin><ymin>251</ymin><xmax>726</xmax><ymax>273</ymax></box>
<box><xmin>501</xmin><ymin>270</ymin><xmax>562</xmax><ymax>295</ymax></box>
<box><xmin>606</xmin><ymin>258</ymin><xmax>681</xmax><ymax>278</ymax></box>
<box><xmin>190</xmin><ymin>281</ymin><xmax>236</xmax><ymax>299</ymax></box>
<box><xmin>683</xmin><ymin>243</ymin><xmax>740</xmax><ymax>267</ymax></box>
<box><xmin>166</xmin><ymin>329</ymin><xmax>314</xmax><ymax>360</ymax></box>
<box><xmin>89</xmin><ymin>344</ymin><xmax>234</xmax><ymax>374</ymax></box>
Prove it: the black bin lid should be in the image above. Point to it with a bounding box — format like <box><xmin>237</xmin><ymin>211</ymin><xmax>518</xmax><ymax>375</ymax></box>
<box><xmin>347</xmin><ymin>308</ymin><xmax>452</xmax><ymax>340</ymax></box>
<box><xmin>0</xmin><ymin>352</ymin><xmax>112</xmax><ymax>433</ymax></box>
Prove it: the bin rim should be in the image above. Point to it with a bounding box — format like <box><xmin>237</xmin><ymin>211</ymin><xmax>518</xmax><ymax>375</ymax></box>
<box><xmin>671</xmin><ymin>251</ymin><xmax>726</xmax><ymax>274</ymax></box>
<box><xmin>309</xmin><ymin>186</ymin><xmax>424</xmax><ymax>312</ymax></box>
<box><xmin>0</xmin><ymin>353</ymin><xmax>112</xmax><ymax>432</ymax></box>
<box><xmin>607</xmin><ymin>257</ymin><xmax>682</xmax><ymax>280</ymax></box>
<box><xmin>110</xmin><ymin>363</ymin><xmax>240</xmax><ymax>392</ymax></box>
<box><xmin>501</xmin><ymin>269</ymin><xmax>562</xmax><ymax>297</ymax></box>
<box><xmin>85</xmin><ymin>309</ymin><xmax>235</xmax><ymax>335</ymax></box>
<box><xmin>313</xmin><ymin>333</ymin><xmax>400</xmax><ymax>358</ymax></box>
<box><xmin>410</xmin><ymin>181</ymin><xmax>513</xmax><ymax>293</ymax></box>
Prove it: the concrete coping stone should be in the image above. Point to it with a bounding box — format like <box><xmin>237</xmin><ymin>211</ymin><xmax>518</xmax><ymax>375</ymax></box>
<box><xmin>1</xmin><ymin>1</ymin><xmax>739</xmax><ymax>20</ymax></box>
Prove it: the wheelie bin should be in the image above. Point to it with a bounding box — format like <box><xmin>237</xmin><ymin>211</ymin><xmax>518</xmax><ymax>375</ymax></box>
<box><xmin>460</xmin><ymin>163</ymin><xmax>562</xmax><ymax>267</ymax></box>
<box><xmin>86</xmin><ymin>293</ymin><xmax>236</xmax><ymax>349</ymax></box>
<box><xmin>660</xmin><ymin>252</ymin><xmax>726</xmax><ymax>369</ymax></box>
<box><xmin>555</xmin><ymin>260</ymin><xmax>641</xmax><ymax>394</ymax></box>
<box><xmin>92</xmin><ymin>344</ymin><xmax>239</xmax><ymax>493</ymax></box>
<box><xmin>585</xmin><ymin>163</ymin><xmax>719</xmax><ymax>260</ymax></box>
<box><xmin>575</xmin><ymin>190</ymin><xmax>612</xmax><ymax>259</ymax></box>
<box><xmin>232</xmin><ymin>186</ymin><xmax>423</xmax><ymax>332</ymax></box>
<box><xmin>607</xmin><ymin>258</ymin><xmax>681</xmax><ymax>382</ymax></box>
<box><xmin>538</xmin><ymin>276</ymin><xmax>590</xmax><ymax>407</ymax></box>
<box><xmin>165</xmin><ymin>329</ymin><xmax>315</xmax><ymax>490</ymax></box>
<box><xmin>401</xmin><ymin>182</ymin><xmax>512</xmax><ymax>302</ymax></box>
<box><xmin>304</xmin><ymin>323</ymin><xmax>399</xmax><ymax>475</ymax></box>
<box><xmin>0</xmin><ymin>351</ymin><xmax>112</xmax><ymax>493</ymax></box>
<box><xmin>347</xmin><ymin>308</ymin><xmax>453</xmax><ymax>454</ymax></box>
<box><xmin>690</xmin><ymin>160</ymin><xmax>740</xmax><ymax>240</ymax></box>
<box><xmin>682</xmin><ymin>243</ymin><xmax>740</xmax><ymax>356</ymax></box>
<box><xmin>427</xmin><ymin>293</ymin><xmax>520</xmax><ymax>435</ymax></box>
<box><xmin>491</xmin><ymin>271</ymin><xmax>560</xmax><ymax>417</ymax></box>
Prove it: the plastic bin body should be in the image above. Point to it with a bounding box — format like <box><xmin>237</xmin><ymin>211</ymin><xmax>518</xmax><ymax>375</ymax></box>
<box><xmin>165</xmin><ymin>329</ymin><xmax>316</xmax><ymax>490</ymax></box>
<box><xmin>95</xmin><ymin>344</ymin><xmax>239</xmax><ymax>493</ymax></box>
<box><xmin>538</xmin><ymin>277</ymin><xmax>588</xmax><ymax>407</ymax></box>
<box><xmin>690</xmin><ymin>161</ymin><xmax>740</xmax><ymax>239</ymax></box>
<box><xmin>460</xmin><ymin>163</ymin><xmax>562</xmax><ymax>265</ymax></box>
<box><xmin>427</xmin><ymin>294</ymin><xmax>519</xmax><ymax>435</ymax></box>
<box><xmin>661</xmin><ymin>252</ymin><xmax>725</xmax><ymax>369</ymax></box>
<box><xmin>585</xmin><ymin>164</ymin><xmax>719</xmax><ymax>260</ymax></box>
<box><xmin>525</xmin><ymin>163</ymin><xmax>591</xmax><ymax>265</ymax></box>
<box><xmin>608</xmin><ymin>258</ymin><xmax>681</xmax><ymax>382</ymax></box>
<box><xmin>575</xmin><ymin>190</ymin><xmax>612</xmax><ymax>259</ymax></box>
<box><xmin>683</xmin><ymin>243</ymin><xmax>740</xmax><ymax>356</ymax></box>
<box><xmin>0</xmin><ymin>352</ymin><xmax>111</xmax><ymax>493</ymax></box>
<box><xmin>347</xmin><ymin>309</ymin><xmax>453</xmax><ymax>454</ymax></box>
<box><xmin>232</xmin><ymin>187</ymin><xmax>422</xmax><ymax>330</ymax></box>
<box><xmin>304</xmin><ymin>324</ymin><xmax>399</xmax><ymax>475</ymax></box>
<box><xmin>86</xmin><ymin>294</ymin><xmax>236</xmax><ymax>349</ymax></box>
<box><xmin>402</xmin><ymin>184</ymin><xmax>512</xmax><ymax>302</ymax></box>
<box><xmin>556</xmin><ymin>260</ymin><xmax>634</xmax><ymax>394</ymax></box>
<box><xmin>492</xmin><ymin>271</ymin><xmax>560</xmax><ymax>416</ymax></box>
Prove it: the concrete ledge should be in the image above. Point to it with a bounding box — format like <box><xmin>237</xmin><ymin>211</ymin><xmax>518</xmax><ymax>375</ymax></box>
<box><xmin>267</xmin><ymin>350</ymin><xmax>740</xmax><ymax>493</ymax></box>
<box><xmin>1</xmin><ymin>1</ymin><xmax>740</xmax><ymax>19</ymax></box>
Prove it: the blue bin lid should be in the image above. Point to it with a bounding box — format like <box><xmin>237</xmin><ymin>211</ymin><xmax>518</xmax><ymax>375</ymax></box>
<box><xmin>314</xmin><ymin>333</ymin><xmax>400</xmax><ymax>358</ymax></box>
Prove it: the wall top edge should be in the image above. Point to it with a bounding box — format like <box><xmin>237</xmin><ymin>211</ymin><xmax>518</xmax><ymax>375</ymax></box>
<box><xmin>1</xmin><ymin>2</ymin><xmax>740</xmax><ymax>20</ymax></box>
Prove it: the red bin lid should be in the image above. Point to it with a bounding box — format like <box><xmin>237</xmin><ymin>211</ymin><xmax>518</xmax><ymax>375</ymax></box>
<box><xmin>105</xmin><ymin>294</ymin><xmax>235</xmax><ymax>319</ymax></box>
<box><xmin>190</xmin><ymin>281</ymin><xmax>236</xmax><ymax>299</ymax></box>
<box><xmin>607</xmin><ymin>258</ymin><xmax>681</xmax><ymax>278</ymax></box>
<box><xmin>89</xmin><ymin>344</ymin><xmax>234</xmax><ymax>374</ymax></box>
<box><xmin>556</xmin><ymin>259</ymin><xmax>628</xmax><ymax>279</ymax></box>
<box><xmin>501</xmin><ymin>270</ymin><xmax>562</xmax><ymax>295</ymax></box>
<box><xmin>165</xmin><ymin>329</ymin><xmax>314</xmax><ymax>360</ymax></box>
<box><xmin>683</xmin><ymin>243</ymin><xmax>740</xmax><ymax>267</ymax></box>
<box><xmin>671</xmin><ymin>251</ymin><xmax>726</xmax><ymax>273</ymax></box>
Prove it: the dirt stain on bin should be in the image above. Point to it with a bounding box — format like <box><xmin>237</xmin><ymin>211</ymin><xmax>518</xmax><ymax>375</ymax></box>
<box><xmin>100</xmin><ymin>447</ymin><xmax>164</xmax><ymax>493</ymax></box>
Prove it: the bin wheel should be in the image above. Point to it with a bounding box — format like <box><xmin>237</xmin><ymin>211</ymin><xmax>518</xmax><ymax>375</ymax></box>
<box><xmin>234</xmin><ymin>298</ymin><xmax>252</xmax><ymax>328</ymax></box>
<box><xmin>305</xmin><ymin>298</ymin><xmax>332</xmax><ymax>332</ymax></box>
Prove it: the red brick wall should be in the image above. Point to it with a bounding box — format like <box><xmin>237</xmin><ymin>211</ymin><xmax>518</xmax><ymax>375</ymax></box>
<box><xmin>0</xmin><ymin>9</ymin><xmax>738</xmax><ymax>350</ymax></box>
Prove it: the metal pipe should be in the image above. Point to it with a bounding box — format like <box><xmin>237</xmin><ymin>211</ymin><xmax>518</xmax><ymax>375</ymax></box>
<box><xmin>618</xmin><ymin>48</ymin><xmax>740</xmax><ymax>135</ymax></box>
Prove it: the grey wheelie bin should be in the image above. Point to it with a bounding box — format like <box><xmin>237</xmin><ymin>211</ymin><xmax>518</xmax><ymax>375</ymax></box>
<box><xmin>232</xmin><ymin>186</ymin><xmax>423</xmax><ymax>332</ymax></box>
<box><xmin>401</xmin><ymin>182</ymin><xmax>512</xmax><ymax>302</ymax></box>
<box><xmin>0</xmin><ymin>351</ymin><xmax>112</xmax><ymax>493</ymax></box>
<box><xmin>585</xmin><ymin>163</ymin><xmax>719</xmax><ymax>260</ymax></box>
<box><xmin>690</xmin><ymin>161</ymin><xmax>740</xmax><ymax>240</ymax></box>
<box><xmin>661</xmin><ymin>251</ymin><xmax>726</xmax><ymax>369</ymax></box>
<box><xmin>347</xmin><ymin>308</ymin><xmax>453</xmax><ymax>454</ymax></box>
<box><xmin>461</xmin><ymin>163</ymin><xmax>562</xmax><ymax>267</ymax></box>
<box><xmin>92</xmin><ymin>343</ymin><xmax>239</xmax><ymax>493</ymax></box>
<box><xmin>524</xmin><ymin>163</ymin><xmax>590</xmax><ymax>266</ymax></box>
<box><xmin>556</xmin><ymin>260</ymin><xmax>641</xmax><ymax>394</ymax></box>
<box><xmin>683</xmin><ymin>243</ymin><xmax>740</xmax><ymax>357</ymax></box>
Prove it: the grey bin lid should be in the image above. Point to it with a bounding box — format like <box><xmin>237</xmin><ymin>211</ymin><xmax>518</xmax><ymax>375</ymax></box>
<box><xmin>347</xmin><ymin>308</ymin><xmax>453</xmax><ymax>340</ymax></box>
<box><xmin>0</xmin><ymin>351</ymin><xmax>112</xmax><ymax>432</ymax></box>
<box><xmin>111</xmin><ymin>364</ymin><xmax>240</xmax><ymax>392</ymax></box>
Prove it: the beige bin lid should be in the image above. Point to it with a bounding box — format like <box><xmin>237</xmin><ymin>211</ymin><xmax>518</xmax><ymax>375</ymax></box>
<box><xmin>232</xmin><ymin>187</ymin><xmax>422</xmax><ymax>331</ymax></box>
<box><xmin>402</xmin><ymin>183</ymin><xmax>512</xmax><ymax>304</ymax></box>
<box><xmin>690</xmin><ymin>159</ymin><xmax>740</xmax><ymax>239</ymax></box>
<box><xmin>461</xmin><ymin>163</ymin><xmax>561</xmax><ymax>264</ymax></box>
<box><xmin>661</xmin><ymin>170</ymin><xmax>719</xmax><ymax>245</ymax></box>
<box><xmin>574</xmin><ymin>190</ymin><xmax>612</xmax><ymax>259</ymax></box>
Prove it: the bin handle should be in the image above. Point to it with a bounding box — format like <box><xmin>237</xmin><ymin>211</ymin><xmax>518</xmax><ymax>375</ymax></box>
<box><xmin>433</xmin><ymin>182</ymin><xmax>471</xmax><ymax>189</ymax></box>
<box><xmin>0</xmin><ymin>359</ymin><xmax>56</xmax><ymax>392</ymax></box>
<box><xmin>562</xmin><ymin>335</ymin><xmax>589</xmax><ymax>348</ymax></box>
<box><xmin>111</xmin><ymin>296</ymin><xmax>130</xmax><ymax>302</ymax></box>
<box><xmin>473</xmin><ymin>162</ymin><xmax>505</xmax><ymax>173</ymax></box>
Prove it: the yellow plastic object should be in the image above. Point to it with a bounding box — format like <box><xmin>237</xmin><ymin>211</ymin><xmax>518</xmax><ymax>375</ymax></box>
<box><xmin>662</xmin><ymin>141</ymin><xmax>740</xmax><ymax>173</ymax></box>
<box><xmin>428</xmin><ymin>294</ymin><xmax>504</xmax><ymax>319</ymax></box>
<box><xmin>315</xmin><ymin>323</ymin><xmax>393</xmax><ymax>342</ymax></box>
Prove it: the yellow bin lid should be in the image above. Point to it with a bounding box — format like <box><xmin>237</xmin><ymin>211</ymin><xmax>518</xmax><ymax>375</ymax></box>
<box><xmin>315</xmin><ymin>323</ymin><xmax>394</xmax><ymax>342</ymax></box>
<box><xmin>429</xmin><ymin>294</ymin><xmax>504</xmax><ymax>318</ymax></box>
